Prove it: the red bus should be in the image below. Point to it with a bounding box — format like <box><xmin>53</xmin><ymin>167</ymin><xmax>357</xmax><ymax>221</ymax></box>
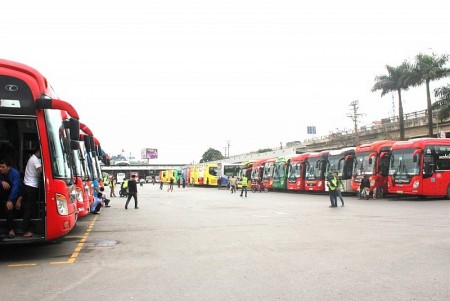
<box><xmin>0</xmin><ymin>59</ymin><xmax>81</xmax><ymax>242</ymax></box>
<box><xmin>287</xmin><ymin>153</ymin><xmax>310</xmax><ymax>191</ymax></box>
<box><xmin>305</xmin><ymin>151</ymin><xmax>329</xmax><ymax>192</ymax></box>
<box><xmin>352</xmin><ymin>140</ymin><xmax>396</xmax><ymax>196</ymax></box>
<box><xmin>251</xmin><ymin>158</ymin><xmax>269</xmax><ymax>190</ymax></box>
<box><xmin>388</xmin><ymin>138</ymin><xmax>450</xmax><ymax>198</ymax></box>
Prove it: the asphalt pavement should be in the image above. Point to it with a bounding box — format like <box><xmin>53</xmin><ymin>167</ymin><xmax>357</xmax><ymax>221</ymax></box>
<box><xmin>2</xmin><ymin>183</ymin><xmax>450</xmax><ymax>301</ymax></box>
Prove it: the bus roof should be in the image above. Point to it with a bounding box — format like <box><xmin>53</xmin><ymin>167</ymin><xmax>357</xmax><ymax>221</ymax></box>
<box><xmin>392</xmin><ymin>138</ymin><xmax>450</xmax><ymax>150</ymax></box>
<box><xmin>356</xmin><ymin>140</ymin><xmax>396</xmax><ymax>152</ymax></box>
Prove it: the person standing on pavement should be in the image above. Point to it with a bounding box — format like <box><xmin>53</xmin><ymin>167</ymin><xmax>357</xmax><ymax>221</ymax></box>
<box><xmin>125</xmin><ymin>174</ymin><xmax>138</xmax><ymax>209</ymax></box>
<box><xmin>229</xmin><ymin>176</ymin><xmax>236</xmax><ymax>193</ymax></box>
<box><xmin>334</xmin><ymin>172</ymin><xmax>345</xmax><ymax>206</ymax></box>
<box><xmin>22</xmin><ymin>148</ymin><xmax>42</xmax><ymax>237</ymax></box>
<box><xmin>109</xmin><ymin>177</ymin><xmax>117</xmax><ymax>197</ymax></box>
<box><xmin>239</xmin><ymin>175</ymin><xmax>248</xmax><ymax>197</ymax></box>
<box><xmin>168</xmin><ymin>177</ymin><xmax>174</xmax><ymax>192</ymax></box>
<box><xmin>327</xmin><ymin>173</ymin><xmax>338</xmax><ymax>208</ymax></box>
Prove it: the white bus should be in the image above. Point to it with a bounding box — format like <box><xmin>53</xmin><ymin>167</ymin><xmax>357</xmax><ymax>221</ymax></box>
<box><xmin>217</xmin><ymin>162</ymin><xmax>242</xmax><ymax>186</ymax></box>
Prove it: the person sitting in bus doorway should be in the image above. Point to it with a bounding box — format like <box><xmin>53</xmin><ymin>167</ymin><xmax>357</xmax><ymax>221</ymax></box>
<box><xmin>22</xmin><ymin>148</ymin><xmax>42</xmax><ymax>238</ymax></box>
<box><xmin>90</xmin><ymin>192</ymin><xmax>104</xmax><ymax>214</ymax></box>
<box><xmin>125</xmin><ymin>174</ymin><xmax>138</xmax><ymax>209</ymax></box>
<box><xmin>327</xmin><ymin>173</ymin><xmax>338</xmax><ymax>207</ymax></box>
<box><xmin>0</xmin><ymin>158</ymin><xmax>22</xmax><ymax>238</ymax></box>
<box><xmin>334</xmin><ymin>172</ymin><xmax>345</xmax><ymax>206</ymax></box>
<box><xmin>240</xmin><ymin>175</ymin><xmax>248</xmax><ymax>197</ymax></box>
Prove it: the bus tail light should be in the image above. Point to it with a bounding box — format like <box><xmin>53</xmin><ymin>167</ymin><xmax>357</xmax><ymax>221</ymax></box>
<box><xmin>56</xmin><ymin>193</ymin><xmax>69</xmax><ymax>216</ymax></box>
<box><xmin>413</xmin><ymin>180</ymin><xmax>420</xmax><ymax>189</ymax></box>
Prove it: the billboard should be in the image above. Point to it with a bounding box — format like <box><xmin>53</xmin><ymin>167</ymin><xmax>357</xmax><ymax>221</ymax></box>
<box><xmin>141</xmin><ymin>148</ymin><xmax>158</xmax><ymax>159</ymax></box>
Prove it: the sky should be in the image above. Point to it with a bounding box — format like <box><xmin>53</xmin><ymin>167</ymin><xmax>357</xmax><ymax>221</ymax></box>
<box><xmin>2</xmin><ymin>0</ymin><xmax>450</xmax><ymax>164</ymax></box>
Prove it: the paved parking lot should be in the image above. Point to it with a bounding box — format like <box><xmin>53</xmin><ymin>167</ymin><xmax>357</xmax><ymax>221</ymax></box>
<box><xmin>2</xmin><ymin>184</ymin><xmax>450</xmax><ymax>300</ymax></box>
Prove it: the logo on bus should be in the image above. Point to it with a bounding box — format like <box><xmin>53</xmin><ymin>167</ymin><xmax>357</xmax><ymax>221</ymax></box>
<box><xmin>5</xmin><ymin>84</ymin><xmax>18</xmax><ymax>92</ymax></box>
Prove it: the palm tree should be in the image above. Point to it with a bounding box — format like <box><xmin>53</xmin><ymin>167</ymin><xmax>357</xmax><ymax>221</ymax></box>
<box><xmin>371</xmin><ymin>61</ymin><xmax>412</xmax><ymax>140</ymax></box>
<box><xmin>432</xmin><ymin>84</ymin><xmax>450</xmax><ymax>121</ymax></box>
<box><xmin>412</xmin><ymin>53</ymin><xmax>450</xmax><ymax>137</ymax></box>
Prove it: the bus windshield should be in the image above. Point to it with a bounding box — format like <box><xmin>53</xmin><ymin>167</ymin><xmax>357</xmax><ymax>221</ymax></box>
<box><xmin>263</xmin><ymin>162</ymin><xmax>274</xmax><ymax>180</ymax></box>
<box><xmin>305</xmin><ymin>158</ymin><xmax>321</xmax><ymax>180</ymax></box>
<box><xmin>288</xmin><ymin>162</ymin><xmax>301</xmax><ymax>180</ymax></box>
<box><xmin>326</xmin><ymin>155</ymin><xmax>343</xmax><ymax>175</ymax></box>
<box><xmin>208</xmin><ymin>166</ymin><xmax>217</xmax><ymax>176</ymax></box>
<box><xmin>353</xmin><ymin>151</ymin><xmax>375</xmax><ymax>176</ymax></box>
<box><xmin>273</xmin><ymin>163</ymin><xmax>285</xmax><ymax>181</ymax></box>
<box><xmin>45</xmin><ymin>110</ymin><xmax>71</xmax><ymax>180</ymax></box>
<box><xmin>389</xmin><ymin>148</ymin><xmax>420</xmax><ymax>181</ymax></box>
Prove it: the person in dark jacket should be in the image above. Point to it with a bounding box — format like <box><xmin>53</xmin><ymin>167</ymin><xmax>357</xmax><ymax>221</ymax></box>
<box><xmin>125</xmin><ymin>174</ymin><xmax>138</xmax><ymax>209</ymax></box>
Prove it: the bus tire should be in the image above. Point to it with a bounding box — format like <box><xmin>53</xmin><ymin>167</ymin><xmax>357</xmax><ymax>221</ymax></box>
<box><xmin>447</xmin><ymin>185</ymin><xmax>450</xmax><ymax>200</ymax></box>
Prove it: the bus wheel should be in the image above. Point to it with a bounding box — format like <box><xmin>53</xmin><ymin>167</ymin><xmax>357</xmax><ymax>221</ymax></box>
<box><xmin>447</xmin><ymin>185</ymin><xmax>450</xmax><ymax>200</ymax></box>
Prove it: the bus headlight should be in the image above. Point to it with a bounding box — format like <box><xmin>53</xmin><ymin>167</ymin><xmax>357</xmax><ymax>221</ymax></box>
<box><xmin>413</xmin><ymin>180</ymin><xmax>420</xmax><ymax>189</ymax></box>
<box><xmin>56</xmin><ymin>193</ymin><xmax>69</xmax><ymax>216</ymax></box>
<box><xmin>75</xmin><ymin>187</ymin><xmax>83</xmax><ymax>203</ymax></box>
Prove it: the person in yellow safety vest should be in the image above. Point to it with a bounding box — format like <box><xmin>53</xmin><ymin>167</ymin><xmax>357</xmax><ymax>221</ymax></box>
<box><xmin>120</xmin><ymin>179</ymin><xmax>129</xmax><ymax>197</ymax></box>
<box><xmin>240</xmin><ymin>175</ymin><xmax>248</xmax><ymax>197</ymax></box>
<box><xmin>327</xmin><ymin>173</ymin><xmax>338</xmax><ymax>207</ymax></box>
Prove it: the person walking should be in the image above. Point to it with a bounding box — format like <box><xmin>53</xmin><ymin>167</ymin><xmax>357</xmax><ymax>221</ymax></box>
<box><xmin>327</xmin><ymin>173</ymin><xmax>338</xmax><ymax>208</ymax></box>
<box><xmin>22</xmin><ymin>148</ymin><xmax>42</xmax><ymax>237</ymax></box>
<box><xmin>334</xmin><ymin>172</ymin><xmax>344</xmax><ymax>206</ymax></box>
<box><xmin>125</xmin><ymin>174</ymin><xmax>138</xmax><ymax>209</ymax></box>
<box><xmin>168</xmin><ymin>177</ymin><xmax>174</xmax><ymax>192</ymax></box>
<box><xmin>229</xmin><ymin>176</ymin><xmax>236</xmax><ymax>193</ymax></box>
<box><xmin>239</xmin><ymin>175</ymin><xmax>248</xmax><ymax>197</ymax></box>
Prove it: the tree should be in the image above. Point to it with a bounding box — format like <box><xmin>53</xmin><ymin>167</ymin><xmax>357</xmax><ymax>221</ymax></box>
<box><xmin>432</xmin><ymin>84</ymin><xmax>450</xmax><ymax>121</ymax></box>
<box><xmin>412</xmin><ymin>53</ymin><xmax>450</xmax><ymax>137</ymax></box>
<box><xmin>257</xmin><ymin>148</ymin><xmax>273</xmax><ymax>153</ymax></box>
<box><xmin>200</xmin><ymin>148</ymin><xmax>224</xmax><ymax>163</ymax></box>
<box><xmin>371</xmin><ymin>61</ymin><xmax>412</xmax><ymax>140</ymax></box>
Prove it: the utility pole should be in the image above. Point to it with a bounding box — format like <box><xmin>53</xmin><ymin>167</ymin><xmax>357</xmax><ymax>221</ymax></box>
<box><xmin>226</xmin><ymin>140</ymin><xmax>231</xmax><ymax>158</ymax></box>
<box><xmin>347</xmin><ymin>100</ymin><xmax>364</xmax><ymax>145</ymax></box>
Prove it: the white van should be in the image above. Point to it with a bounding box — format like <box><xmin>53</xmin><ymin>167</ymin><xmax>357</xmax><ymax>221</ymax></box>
<box><xmin>116</xmin><ymin>172</ymin><xmax>126</xmax><ymax>183</ymax></box>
